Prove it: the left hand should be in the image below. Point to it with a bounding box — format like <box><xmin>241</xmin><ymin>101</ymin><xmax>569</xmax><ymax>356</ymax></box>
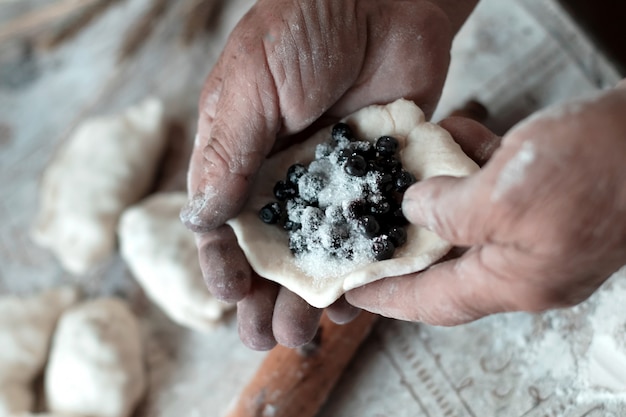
<box><xmin>181</xmin><ymin>0</ymin><xmax>471</xmax><ymax>349</ymax></box>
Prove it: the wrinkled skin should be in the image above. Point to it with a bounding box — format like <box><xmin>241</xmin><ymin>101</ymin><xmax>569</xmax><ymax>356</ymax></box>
<box><xmin>181</xmin><ymin>0</ymin><xmax>479</xmax><ymax>350</ymax></box>
<box><xmin>347</xmin><ymin>82</ymin><xmax>626</xmax><ymax>325</ymax></box>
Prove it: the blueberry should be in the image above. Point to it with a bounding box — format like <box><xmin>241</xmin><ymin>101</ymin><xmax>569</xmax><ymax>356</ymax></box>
<box><xmin>344</xmin><ymin>154</ymin><xmax>368</xmax><ymax>177</ymax></box>
<box><xmin>388</xmin><ymin>226</ymin><xmax>407</xmax><ymax>247</ymax></box>
<box><xmin>390</xmin><ymin>206</ymin><xmax>409</xmax><ymax>226</ymax></box>
<box><xmin>345</xmin><ymin>199</ymin><xmax>367</xmax><ymax>219</ymax></box>
<box><xmin>378</xmin><ymin>173</ymin><xmax>394</xmax><ymax>194</ymax></box>
<box><xmin>370</xmin><ymin>200</ymin><xmax>391</xmax><ymax>215</ymax></box>
<box><xmin>395</xmin><ymin>170</ymin><xmax>416</xmax><ymax>193</ymax></box>
<box><xmin>358</xmin><ymin>215</ymin><xmax>380</xmax><ymax>238</ymax></box>
<box><xmin>377</xmin><ymin>156</ymin><xmax>402</xmax><ymax>174</ymax></box>
<box><xmin>338</xmin><ymin>147</ymin><xmax>354</xmax><ymax>161</ymax></box>
<box><xmin>367</xmin><ymin>158</ymin><xmax>385</xmax><ymax>173</ymax></box>
<box><xmin>375</xmin><ymin>136</ymin><xmax>399</xmax><ymax>157</ymax></box>
<box><xmin>332</xmin><ymin>123</ymin><xmax>354</xmax><ymax>142</ymax></box>
<box><xmin>372</xmin><ymin>235</ymin><xmax>395</xmax><ymax>261</ymax></box>
<box><xmin>286</xmin><ymin>163</ymin><xmax>307</xmax><ymax>185</ymax></box>
<box><xmin>259</xmin><ymin>202</ymin><xmax>282</xmax><ymax>224</ymax></box>
<box><xmin>283</xmin><ymin>220</ymin><xmax>301</xmax><ymax>231</ymax></box>
<box><xmin>273</xmin><ymin>180</ymin><xmax>298</xmax><ymax>201</ymax></box>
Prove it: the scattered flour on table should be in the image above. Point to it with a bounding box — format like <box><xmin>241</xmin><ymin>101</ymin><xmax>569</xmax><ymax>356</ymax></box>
<box><xmin>517</xmin><ymin>267</ymin><xmax>626</xmax><ymax>407</ymax></box>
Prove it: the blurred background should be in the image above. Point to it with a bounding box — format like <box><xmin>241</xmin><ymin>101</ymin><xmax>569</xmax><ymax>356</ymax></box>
<box><xmin>0</xmin><ymin>1</ymin><xmax>625</xmax><ymax>416</ymax></box>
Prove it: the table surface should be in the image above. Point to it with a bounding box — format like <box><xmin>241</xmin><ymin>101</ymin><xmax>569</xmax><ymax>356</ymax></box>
<box><xmin>1</xmin><ymin>0</ymin><xmax>625</xmax><ymax>416</ymax></box>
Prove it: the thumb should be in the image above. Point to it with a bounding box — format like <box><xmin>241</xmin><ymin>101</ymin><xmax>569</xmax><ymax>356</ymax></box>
<box><xmin>402</xmin><ymin>174</ymin><xmax>493</xmax><ymax>246</ymax></box>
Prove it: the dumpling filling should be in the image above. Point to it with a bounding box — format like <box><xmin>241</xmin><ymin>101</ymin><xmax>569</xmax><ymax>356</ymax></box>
<box><xmin>258</xmin><ymin>123</ymin><xmax>415</xmax><ymax>280</ymax></box>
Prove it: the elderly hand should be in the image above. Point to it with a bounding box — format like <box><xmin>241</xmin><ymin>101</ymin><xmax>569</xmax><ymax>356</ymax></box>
<box><xmin>181</xmin><ymin>0</ymin><xmax>478</xmax><ymax>349</ymax></box>
<box><xmin>347</xmin><ymin>82</ymin><xmax>626</xmax><ymax>325</ymax></box>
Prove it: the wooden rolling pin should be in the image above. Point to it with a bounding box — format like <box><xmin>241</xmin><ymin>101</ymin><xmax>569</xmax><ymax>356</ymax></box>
<box><xmin>224</xmin><ymin>311</ymin><xmax>378</xmax><ymax>417</ymax></box>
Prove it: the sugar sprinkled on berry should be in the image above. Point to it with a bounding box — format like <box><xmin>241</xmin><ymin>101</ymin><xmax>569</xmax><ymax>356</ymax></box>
<box><xmin>259</xmin><ymin>202</ymin><xmax>282</xmax><ymax>224</ymax></box>
<box><xmin>375</xmin><ymin>136</ymin><xmax>399</xmax><ymax>156</ymax></box>
<box><xmin>372</xmin><ymin>235</ymin><xmax>395</xmax><ymax>261</ymax></box>
<box><xmin>344</xmin><ymin>154</ymin><xmax>368</xmax><ymax>177</ymax></box>
<box><xmin>258</xmin><ymin>122</ymin><xmax>416</xmax><ymax>280</ymax></box>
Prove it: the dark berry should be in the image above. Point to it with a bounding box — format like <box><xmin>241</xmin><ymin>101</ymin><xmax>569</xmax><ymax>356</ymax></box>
<box><xmin>372</xmin><ymin>235</ymin><xmax>396</xmax><ymax>261</ymax></box>
<box><xmin>370</xmin><ymin>200</ymin><xmax>391</xmax><ymax>215</ymax></box>
<box><xmin>345</xmin><ymin>199</ymin><xmax>367</xmax><ymax>219</ymax></box>
<box><xmin>378</xmin><ymin>173</ymin><xmax>394</xmax><ymax>194</ymax></box>
<box><xmin>286</xmin><ymin>163</ymin><xmax>307</xmax><ymax>185</ymax></box>
<box><xmin>395</xmin><ymin>170</ymin><xmax>416</xmax><ymax>193</ymax></box>
<box><xmin>358</xmin><ymin>215</ymin><xmax>380</xmax><ymax>238</ymax></box>
<box><xmin>367</xmin><ymin>158</ymin><xmax>385</xmax><ymax>173</ymax></box>
<box><xmin>273</xmin><ymin>180</ymin><xmax>298</xmax><ymax>201</ymax></box>
<box><xmin>338</xmin><ymin>147</ymin><xmax>354</xmax><ymax>161</ymax></box>
<box><xmin>332</xmin><ymin>123</ymin><xmax>354</xmax><ymax>142</ymax></box>
<box><xmin>388</xmin><ymin>226</ymin><xmax>407</xmax><ymax>247</ymax></box>
<box><xmin>377</xmin><ymin>156</ymin><xmax>402</xmax><ymax>174</ymax></box>
<box><xmin>283</xmin><ymin>220</ymin><xmax>301</xmax><ymax>231</ymax></box>
<box><xmin>391</xmin><ymin>206</ymin><xmax>409</xmax><ymax>226</ymax></box>
<box><xmin>259</xmin><ymin>202</ymin><xmax>282</xmax><ymax>224</ymax></box>
<box><xmin>344</xmin><ymin>154</ymin><xmax>368</xmax><ymax>177</ymax></box>
<box><xmin>375</xmin><ymin>136</ymin><xmax>399</xmax><ymax>157</ymax></box>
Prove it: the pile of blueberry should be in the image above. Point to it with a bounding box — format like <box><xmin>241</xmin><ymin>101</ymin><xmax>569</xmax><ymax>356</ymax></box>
<box><xmin>259</xmin><ymin>122</ymin><xmax>416</xmax><ymax>263</ymax></box>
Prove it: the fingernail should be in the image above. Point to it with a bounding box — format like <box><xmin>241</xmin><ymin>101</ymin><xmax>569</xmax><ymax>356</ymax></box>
<box><xmin>180</xmin><ymin>191</ymin><xmax>213</xmax><ymax>230</ymax></box>
<box><xmin>402</xmin><ymin>185</ymin><xmax>434</xmax><ymax>231</ymax></box>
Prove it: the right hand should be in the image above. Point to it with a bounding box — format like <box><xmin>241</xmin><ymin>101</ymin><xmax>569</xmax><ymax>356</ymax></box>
<box><xmin>181</xmin><ymin>0</ymin><xmax>477</xmax><ymax>349</ymax></box>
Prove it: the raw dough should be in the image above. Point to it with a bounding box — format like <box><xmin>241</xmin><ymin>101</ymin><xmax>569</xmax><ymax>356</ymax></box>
<box><xmin>44</xmin><ymin>298</ymin><xmax>146</xmax><ymax>417</ymax></box>
<box><xmin>32</xmin><ymin>98</ymin><xmax>167</xmax><ymax>275</ymax></box>
<box><xmin>228</xmin><ymin>99</ymin><xmax>479</xmax><ymax>308</ymax></box>
<box><xmin>118</xmin><ymin>192</ymin><xmax>233</xmax><ymax>332</ymax></box>
<box><xmin>0</xmin><ymin>288</ymin><xmax>79</xmax><ymax>417</ymax></box>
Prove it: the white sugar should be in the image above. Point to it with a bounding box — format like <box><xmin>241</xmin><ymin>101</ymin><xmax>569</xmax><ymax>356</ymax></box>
<box><xmin>287</xmin><ymin>138</ymin><xmax>390</xmax><ymax>281</ymax></box>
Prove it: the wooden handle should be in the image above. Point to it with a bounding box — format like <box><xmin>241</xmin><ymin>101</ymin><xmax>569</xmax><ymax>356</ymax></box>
<box><xmin>224</xmin><ymin>311</ymin><xmax>378</xmax><ymax>417</ymax></box>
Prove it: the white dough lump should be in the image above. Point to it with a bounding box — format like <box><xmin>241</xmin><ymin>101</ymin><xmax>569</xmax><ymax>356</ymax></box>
<box><xmin>32</xmin><ymin>98</ymin><xmax>167</xmax><ymax>275</ymax></box>
<box><xmin>45</xmin><ymin>298</ymin><xmax>146</xmax><ymax>417</ymax></box>
<box><xmin>118</xmin><ymin>192</ymin><xmax>233</xmax><ymax>332</ymax></box>
<box><xmin>228</xmin><ymin>99</ymin><xmax>479</xmax><ymax>308</ymax></box>
<box><xmin>0</xmin><ymin>288</ymin><xmax>79</xmax><ymax>417</ymax></box>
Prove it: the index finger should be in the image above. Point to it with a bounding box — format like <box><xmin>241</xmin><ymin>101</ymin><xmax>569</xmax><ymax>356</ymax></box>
<box><xmin>180</xmin><ymin>45</ymin><xmax>280</xmax><ymax>233</ymax></box>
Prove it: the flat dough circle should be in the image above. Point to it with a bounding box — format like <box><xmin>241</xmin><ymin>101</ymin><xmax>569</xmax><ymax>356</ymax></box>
<box><xmin>228</xmin><ymin>99</ymin><xmax>479</xmax><ymax>308</ymax></box>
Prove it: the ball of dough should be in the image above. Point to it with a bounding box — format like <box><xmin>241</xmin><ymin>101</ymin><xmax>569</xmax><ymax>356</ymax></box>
<box><xmin>32</xmin><ymin>98</ymin><xmax>167</xmax><ymax>275</ymax></box>
<box><xmin>118</xmin><ymin>192</ymin><xmax>233</xmax><ymax>332</ymax></box>
<box><xmin>44</xmin><ymin>298</ymin><xmax>146</xmax><ymax>417</ymax></box>
<box><xmin>0</xmin><ymin>288</ymin><xmax>78</xmax><ymax>417</ymax></box>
